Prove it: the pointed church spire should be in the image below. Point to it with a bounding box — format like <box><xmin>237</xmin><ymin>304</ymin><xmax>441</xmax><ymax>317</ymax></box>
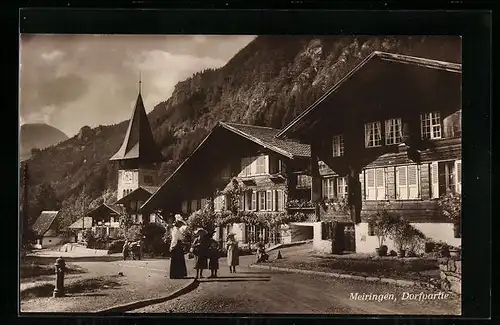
<box><xmin>109</xmin><ymin>80</ymin><xmax>163</xmax><ymax>164</ymax></box>
<box><xmin>139</xmin><ymin>71</ymin><xmax>142</xmax><ymax>94</ymax></box>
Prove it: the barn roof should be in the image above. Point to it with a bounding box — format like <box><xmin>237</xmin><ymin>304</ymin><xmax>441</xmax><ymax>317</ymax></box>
<box><xmin>32</xmin><ymin>211</ymin><xmax>59</xmax><ymax>236</ymax></box>
<box><xmin>68</xmin><ymin>216</ymin><xmax>93</xmax><ymax>229</ymax></box>
<box><xmin>114</xmin><ymin>186</ymin><xmax>158</xmax><ymax>205</ymax></box>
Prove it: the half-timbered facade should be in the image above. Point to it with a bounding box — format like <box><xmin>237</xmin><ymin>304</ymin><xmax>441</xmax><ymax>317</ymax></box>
<box><xmin>141</xmin><ymin>122</ymin><xmax>313</xmax><ymax>245</ymax></box>
<box><xmin>277</xmin><ymin>51</ymin><xmax>462</xmax><ymax>253</ymax></box>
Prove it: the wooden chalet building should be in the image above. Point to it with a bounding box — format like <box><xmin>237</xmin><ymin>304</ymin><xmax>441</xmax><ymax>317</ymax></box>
<box><xmin>141</xmin><ymin>122</ymin><xmax>315</xmax><ymax>246</ymax></box>
<box><xmin>277</xmin><ymin>51</ymin><xmax>462</xmax><ymax>253</ymax></box>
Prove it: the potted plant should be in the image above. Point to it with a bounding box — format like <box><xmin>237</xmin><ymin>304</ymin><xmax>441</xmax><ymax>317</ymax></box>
<box><xmin>389</xmin><ymin>218</ymin><xmax>426</xmax><ymax>258</ymax></box>
<box><xmin>367</xmin><ymin>210</ymin><xmax>396</xmax><ymax>257</ymax></box>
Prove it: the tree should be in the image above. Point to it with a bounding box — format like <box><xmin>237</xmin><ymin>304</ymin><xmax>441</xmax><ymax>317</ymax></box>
<box><xmin>35</xmin><ymin>182</ymin><xmax>61</xmax><ymax>211</ymax></box>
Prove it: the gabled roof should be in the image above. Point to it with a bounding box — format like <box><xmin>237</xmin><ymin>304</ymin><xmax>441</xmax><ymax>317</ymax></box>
<box><xmin>110</xmin><ymin>92</ymin><xmax>164</xmax><ymax>163</ymax></box>
<box><xmin>68</xmin><ymin>216</ymin><xmax>93</xmax><ymax>229</ymax></box>
<box><xmin>220</xmin><ymin>122</ymin><xmax>310</xmax><ymax>159</ymax></box>
<box><xmin>276</xmin><ymin>51</ymin><xmax>462</xmax><ymax>139</ymax></box>
<box><xmin>114</xmin><ymin>186</ymin><xmax>158</xmax><ymax>205</ymax></box>
<box><xmin>86</xmin><ymin>203</ymin><xmax>123</xmax><ymax>219</ymax></box>
<box><xmin>141</xmin><ymin>122</ymin><xmax>311</xmax><ymax>211</ymax></box>
<box><xmin>32</xmin><ymin>211</ymin><xmax>59</xmax><ymax>236</ymax></box>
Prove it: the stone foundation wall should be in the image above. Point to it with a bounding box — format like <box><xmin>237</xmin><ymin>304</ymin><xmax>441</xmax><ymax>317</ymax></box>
<box><xmin>438</xmin><ymin>257</ymin><xmax>461</xmax><ymax>294</ymax></box>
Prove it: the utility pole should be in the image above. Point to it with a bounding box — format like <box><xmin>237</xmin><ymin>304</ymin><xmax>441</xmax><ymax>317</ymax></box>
<box><xmin>20</xmin><ymin>162</ymin><xmax>28</xmax><ymax>249</ymax></box>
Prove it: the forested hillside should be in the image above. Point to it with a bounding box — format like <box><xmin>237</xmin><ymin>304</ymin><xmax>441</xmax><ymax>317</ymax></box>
<box><xmin>22</xmin><ymin>35</ymin><xmax>461</xmax><ymax>228</ymax></box>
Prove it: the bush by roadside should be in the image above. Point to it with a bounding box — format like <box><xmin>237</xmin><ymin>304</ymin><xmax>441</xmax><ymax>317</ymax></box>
<box><xmin>20</xmin><ymin>259</ymin><xmax>85</xmax><ymax>279</ymax></box>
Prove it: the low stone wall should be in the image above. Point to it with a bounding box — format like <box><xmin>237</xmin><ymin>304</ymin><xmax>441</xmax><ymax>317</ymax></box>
<box><xmin>312</xmin><ymin>222</ymin><xmax>333</xmax><ymax>254</ymax></box>
<box><xmin>438</xmin><ymin>257</ymin><xmax>461</xmax><ymax>294</ymax></box>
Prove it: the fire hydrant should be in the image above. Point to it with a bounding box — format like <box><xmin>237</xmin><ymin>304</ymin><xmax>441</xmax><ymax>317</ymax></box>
<box><xmin>53</xmin><ymin>257</ymin><xmax>66</xmax><ymax>297</ymax></box>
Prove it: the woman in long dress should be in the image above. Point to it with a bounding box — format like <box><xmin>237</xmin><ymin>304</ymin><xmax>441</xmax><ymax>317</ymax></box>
<box><xmin>226</xmin><ymin>233</ymin><xmax>239</xmax><ymax>273</ymax></box>
<box><xmin>191</xmin><ymin>228</ymin><xmax>209</xmax><ymax>279</ymax></box>
<box><xmin>169</xmin><ymin>215</ymin><xmax>188</xmax><ymax>279</ymax></box>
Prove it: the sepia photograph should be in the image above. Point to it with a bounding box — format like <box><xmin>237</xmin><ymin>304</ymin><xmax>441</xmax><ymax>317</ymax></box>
<box><xmin>19</xmin><ymin>33</ymin><xmax>463</xmax><ymax>315</ymax></box>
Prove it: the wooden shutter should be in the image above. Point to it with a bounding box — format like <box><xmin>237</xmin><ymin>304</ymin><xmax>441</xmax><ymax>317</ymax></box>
<box><xmin>266</xmin><ymin>190</ymin><xmax>272</xmax><ymax>210</ymax></box>
<box><xmin>396</xmin><ymin>166</ymin><xmax>408</xmax><ymax>200</ymax></box>
<box><xmin>366</xmin><ymin>169</ymin><xmax>376</xmax><ymax>200</ymax></box>
<box><xmin>272</xmin><ymin>190</ymin><xmax>277</xmax><ymax>211</ymax></box>
<box><xmin>455</xmin><ymin>160</ymin><xmax>462</xmax><ymax>194</ymax></box>
<box><xmin>431</xmin><ymin>162</ymin><xmax>439</xmax><ymax>199</ymax></box>
<box><xmin>359</xmin><ymin>172</ymin><xmax>365</xmax><ymax>200</ymax></box>
<box><xmin>264</xmin><ymin>156</ymin><xmax>269</xmax><ymax>174</ymax></box>
<box><xmin>252</xmin><ymin>191</ymin><xmax>257</xmax><ymax>211</ymax></box>
<box><xmin>375</xmin><ymin>168</ymin><xmax>386</xmax><ymax>200</ymax></box>
<box><xmin>322</xmin><ymin>179</ymin><xmax>328</xmax><ymax>199</ymax></box>
<box><xmin>408</xmin><ymin>165</ymin><xmax>419</xmax><ymax>199</ymax></box>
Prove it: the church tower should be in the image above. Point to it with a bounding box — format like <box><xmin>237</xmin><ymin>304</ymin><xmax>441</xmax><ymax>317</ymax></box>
<box><xmin>109</xmin><ymin>80</ymin><xmax>164</xmax><ymax>200</ymax></box>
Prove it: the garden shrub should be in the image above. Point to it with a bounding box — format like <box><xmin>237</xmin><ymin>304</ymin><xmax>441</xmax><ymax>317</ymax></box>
<box><xmin>107</xmin><ymin>239</ymin><xmax>125</xmax><ymax>254</ymax></box>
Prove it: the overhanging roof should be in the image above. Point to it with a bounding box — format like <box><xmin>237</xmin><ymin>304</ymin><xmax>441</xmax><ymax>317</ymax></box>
<box><xmin>276</xmin><ymin>51</ymin><xmax>462</xmax><ymax>139</ymax></box>
<box><xmin>141</xmin><ymin>122</ymin><xmax>311</xmax><ymax>212</ymax></box>
<box><xmin>86</xmin><ymin>203</ymin><xmax>123</xmax><ymax>219</ymax></box>
<box><xmin>32</xmin><ymin>211</ymin><xmax>59</xmax><ymax>236</ymax></box>
<box><xmin>114</xmin><ymin>186</ymin><xmax>158</xmax><ymax>205</ymax></box>
<box><xmin>68</xmin><ymin>216</ymin><xmax>93</xmax><ymax>229</ymax></box>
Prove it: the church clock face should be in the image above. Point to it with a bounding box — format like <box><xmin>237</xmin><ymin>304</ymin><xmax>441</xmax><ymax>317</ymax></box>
<box><xmin>123</xmin><ymin>171</ymin><xmax>133</xmax><ymax>184</ymax></box>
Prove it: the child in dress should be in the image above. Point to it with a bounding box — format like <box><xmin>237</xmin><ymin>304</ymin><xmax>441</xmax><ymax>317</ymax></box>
<box><xmin>208</xmin><ymin>238</ymin><xmax>220</xmax><ymax>278</ymax></box>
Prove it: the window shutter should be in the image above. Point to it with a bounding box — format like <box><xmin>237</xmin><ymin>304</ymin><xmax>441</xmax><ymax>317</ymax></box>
<box><xmin>375</xmin><ymin>168</ymin><xmax>386</xmax><ymax>200</ymax></box>
<box><xmin>266</xmin><ymin>190</ymin><xmax>272</xmax><ymax>210</ymax></box>
<box><xmin>322</xmin><ymin>179</ymin><xmax>328</xmax><ymax>199</ymax></box>
<box><xmin>408</xmin><ymin>165</ymin><xmax>419</xmax><ymax>199</ymax></box>
<box><xmin>265</xmin><ymin>156</ymin><xmax>269</xmax><ymax>174</ymax></box>
<box><xmin>455</xmin><ymin>160</ymin><xmax>462</xmax><ymax>194</ymax></box>
<box><xmin>359</xmin><ymin>172</ymin><xmax>365</xmax><ymax>200</ymax></box>
<box><xmin>366</xmin><ymin>169</ymin><xmax>376</xmax><ymax>200</ymax></box>
<box><xmin>431</xmin><ymin>162</ymin><xmax>439</xmax><ymax>199</ymax></box>
<box><xmin>252</xmin><ymin>191</ymin><xmax>257</xmax><ymax>211</ymax></box>
<box><xmin>272</xmin><ymin>190</ymin><xmax>277</xmax><ymax>211</ymax></box>
<box><xmin>396</xmin><ymin>166</ymin><xmax>407</xmax><ymax>200</ymax></box>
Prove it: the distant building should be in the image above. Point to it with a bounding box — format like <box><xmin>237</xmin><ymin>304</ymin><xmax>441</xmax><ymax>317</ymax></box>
<box><xmin>68</xmin><ymin>216</ymin><xmax>92</xmax><ymax>242</ymax></box>
<box><xmin>32</xmin><ymin>211</ymin><xmax>68</xmax><ymax>248</ymax></box>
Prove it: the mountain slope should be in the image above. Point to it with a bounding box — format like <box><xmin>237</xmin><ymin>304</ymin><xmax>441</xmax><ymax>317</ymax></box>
<box><xmin>22</xmin><ymin>35</ymin><xmax>462</xmax><ymax>228</ymax></box>
<box><xmin>20</xmin><ymin>123</ymin><xmax>69</xmax><ymax>161</ymax></box>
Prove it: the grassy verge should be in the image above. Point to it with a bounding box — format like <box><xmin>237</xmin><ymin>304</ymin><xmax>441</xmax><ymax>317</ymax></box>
<box><xmin>20</xmin><ymin>276</ymin><xmax>122</xmax><ymax>300</ymax></box>
<box><xmin>266</xmin><ymin>256</ymin><xmax>440</xmax><ymax>282</ymax></box>
<box><xmin>20</xmin><ymin>260</ymin><xmax>86</xmax><ymax>279</ymax></box>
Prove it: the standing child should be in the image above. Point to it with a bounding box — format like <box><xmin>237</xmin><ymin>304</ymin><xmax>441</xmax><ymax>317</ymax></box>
<box><xmin>208</xmin><ymin>237</ymin><xmax>220</xmax><ymax>278</ymax></box>
<box><xmin>226</xmin><ymin>233</ymin><xmax>239</xmax><ymax>273</ymax></box>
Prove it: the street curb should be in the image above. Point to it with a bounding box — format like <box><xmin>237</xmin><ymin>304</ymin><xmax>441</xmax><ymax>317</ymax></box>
<box><xmin>249</xmin><ymin>264</ymin><xmax>437</xmax><ymax>289</ymax></box>
<box><xmin>96</xmin><ymin>278</ymin><xmax>198</xmax><ymax>313</ymax></box>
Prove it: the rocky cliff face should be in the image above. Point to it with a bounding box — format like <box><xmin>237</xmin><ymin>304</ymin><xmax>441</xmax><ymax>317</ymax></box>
<box><xmin>22</xmin><ymin>35</ymin><xmax>461</xmax><ymax>227</ymax></box>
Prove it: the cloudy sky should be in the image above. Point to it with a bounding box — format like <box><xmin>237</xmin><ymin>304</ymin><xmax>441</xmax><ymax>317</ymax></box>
<box><xmin>19</xmin><ymin>34</ymin><xmax>256</xmax><ymax>137</ymax></box>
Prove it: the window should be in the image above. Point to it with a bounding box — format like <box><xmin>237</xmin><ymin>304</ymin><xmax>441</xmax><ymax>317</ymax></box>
<box><xmin>251</xmin><ymin>191</ymin><xmax>257</xmax><ymax>211</ymax></box>
<box><xmin>266</xmin><ymin>190</ymin><xmax>273</xmax><ymax>211</ymax></box>
<box><xmin>181</xmin><ymin>200</ymin><xmax>188</xmax><ymax>213</ymax></box>
<box><xmin>421</xmin><ymin>111</ymin><xmax>442</xmax><ymax>139</ymax></box>
<box><xmin>332</xmin><ymin>135</ymin><xmax>344</xmax><ymax>157</ymax></box>
<box><xmin>322</xmin><ymin>178</ymin><xmax>335</xmax><ymax>199</ymax></box>
<box><xmin>365</xmin><ymin>121</ymin><xmax>382</xmax><ymax>147</ymax></box>
<box><xmin>244</xmin><ymin>158</ymin><xmax>252</xmax><ymax>176</ymax></box>
<box><xmin>385</xmin><ymin>118</ymin><xmax>403</xmax><ymax>145</ymax></box>
<box><xmin>214</xmin><ymin>195</ymin><xmax>225</xmax><ymax>211</ymax></box>
<box><xmin>220</xmin><ymin>165</ymin><xmax>231</xmax><ymax>179</ymax></box>
<box><xmin>143</xmin><ymin>175</ymin><xmax>154</xmax><ymax>184</ymax></box>
<box><xmin>276</xmin><ymin>190</ymin><xmax>285</xmax><ymax>211</ymax></box>
<box><xmin>365</xmin><ymin>168</ymin><xmax>386</xmax><ymax>200</ymax></box>
<box><xmin>337</xmin><ymin>177</ymin><xmax>348</xmax><ymax>198</ymax></box>
<box><xmin>191</xmin><ymin>199</ymin><xmax>198</xmax><ymax>212</ymax></box>
<box><xmin>396</xmin><ymin>165</ymin><xmax>420</xmax><ymax>199</ymax></box>
<box><xmin>239</xmin><ymin>194</ymin><xmax>245</xmax><ymax>211</ymax></box>
<box><xmin>258</xmin><ymin>191</ymin><xmax>266</xmax><ymax>211</ymax></box>
<box><xmin>431</xmin><ymin>160</ymin><xmax>461</xmax><ymax>198</ymax></box>
<box><xmin>256</xmin><ymin>156</ymin><xmax>266</xmax><ymax>174</ymax></box>
<box><xmin>200</xmin><ymin>198</ymin><xmax>208</xmax><ymax>209</ymax></box>
<box><xmin>297</xmin><ymin>174</ymin><xmax>312</xmax><ymax>188</ymax></box>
